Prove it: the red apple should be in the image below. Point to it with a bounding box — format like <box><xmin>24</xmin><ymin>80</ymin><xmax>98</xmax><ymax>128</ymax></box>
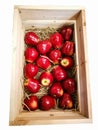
<box><xmin>49</xmin><ymin>82</ymin><xmax>64</xmax><ymax>98</ymax></box>
<box><xmin>24</xmin><ymin>78</ymin><xmax>40</xmax><ymax>93</ymax></box>
<box><xmin>39</xmin><ymin>95</ymin><xmax>55</xmax><ymax>110</ymax></box>
<box><xmin>49</xmin><ymin>49</ymin><xmax>61</xmax><ymax>64</ymax></box>
<box><xmin>61</xmin><ymin>41</ymin><xmax>74</xmax><ymax>56</ymax></box>
<box><xmin>24</xmin><ymin>63</ymin><xmax>38</xmax><ymax>78</ymax></box>
<box><xmin>25</xmin><ymin>47</ymin><xmax>38</xmax><ymax>63</ymax></box>
<box><xmin>50</xmin><ymin>32</ymin><xmax>63</xmax><ymax>49</ymax></box>
<box><xmin>60</xmin><ymin>26</ymin><xmax>73</xmax><ymax>41</ymax></box>
<box><xmin>52</xmin><ymin>65</ymin><xmax>67</xmax><ymax>81</ymax></box>
<box><xmin>36</xmin><ymin>56</ymin><xmax>51</xmax><ymax>70</ymax></box>
<box><xmin>60</xmin><ymin>57</ymin><xmax>73</xmax><ymax>69</ymax></box>
<box><xmin>63</xmin><ymin>78</ymin><xmax>76</xmax><ymax>94</ymax></box>
<box><xmin>37</xmin><ymin>40</ymin><xmax>52</xmax><ymax>54</ymax></box>
<box><xmin>40</xmin><ymin>71</ymin><xmax>53</xmax><ymax>87</ymax></box>
<box><xmin>24</xmin><ymin>95</ymin><xmax>38</xmax><ymax>111</ymax></box>
<box><xmin>24</xmin><ymin>32</ymin><xmax>39</xmax><ymax>46</ymax></box>
<box><xmin>59</xmin><ymin>93</ymin><xmax>73</xmax><ymax>109</ymax></box>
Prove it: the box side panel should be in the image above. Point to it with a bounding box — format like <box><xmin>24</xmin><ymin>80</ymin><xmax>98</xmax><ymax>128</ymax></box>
<box><xmin>23</xmin><ymin>20</ymin><xmax>76</xmax><ymax>29</ymax></box>
<box><xmin>76</xmin><ymin>10</ymin><xmax>92</xmax><ymax>118</ymax></box>
<box><xmin>9</xmin><ymin>8</ymin><xmax>25</xmax><ymax>122</ymax></box>
<box><xmin>10</xmin><ymin>111</ymin><xmax>92</xmax><ymax>125</ymax></box>
<box><xmin>19</xmin><ymin>7</ymin><xmax>80</xmax><ymax>21</ymax></box>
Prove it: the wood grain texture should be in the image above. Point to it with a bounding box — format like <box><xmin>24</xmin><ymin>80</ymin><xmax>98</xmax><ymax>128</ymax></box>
<box><xmin>10</xmin><ymin>110</ymin><xmax>92</xmax><ymax>125</ymax></box>
<box><xmin>23</xmin><ymin>20</ymin><xmax>76</xmax><ymax>29</ymax></box>
<box><xmin>76</xmin><ymin>10</ymin><xmax>92</xmax><ymax>118</ymax></box>
<box><xmin>9</xmin><ymin>8</ymin><xmax>25</xmax><ymax>122</ymax></box>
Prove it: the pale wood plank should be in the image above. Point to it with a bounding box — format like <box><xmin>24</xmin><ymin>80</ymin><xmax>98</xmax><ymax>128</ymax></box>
<box><xmin>76</xmin><ymin>10</ymin><xmax>92</xmax><ymax>118</ymax></box>
<box><xmin>15</xmin><ymin>5</ymin><xmax>85</xmax><ymax>10</ymax></box>
<box><xmin>23</xmin><ymin>20</ymin><xmax>76</xmax><ymax>29</ymax></box>
<box><xmin>10</xmin><ymin>111</ymin><xmax>92</xmax><ymax>125</ymax></box>
<box><xmin>9</xmin><ymin>8</ymin><xmax>25</xmax><ymax>122</ymax></box>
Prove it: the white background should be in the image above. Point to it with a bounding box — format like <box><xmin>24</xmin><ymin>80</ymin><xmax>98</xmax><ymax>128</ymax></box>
<box><xmin>0</xmin><ymin>0</ymin><xmax>98</xmax><ymax>130</ymax></box>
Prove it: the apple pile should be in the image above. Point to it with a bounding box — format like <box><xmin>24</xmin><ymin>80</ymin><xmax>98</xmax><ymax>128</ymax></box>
<box><xmin>23</xmin><ymin>25</ymin><xmax>78</xmax><ymax>111</ymax></box>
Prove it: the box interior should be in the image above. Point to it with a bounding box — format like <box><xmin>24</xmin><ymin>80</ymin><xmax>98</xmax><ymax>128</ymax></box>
<box><xmin>9</xmin><ymin>6</ymin><xmax>92</xmax><ymax>125</ymax></box>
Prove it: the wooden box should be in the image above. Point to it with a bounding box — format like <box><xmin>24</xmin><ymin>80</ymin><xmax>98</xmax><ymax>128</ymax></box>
<box><xmin>9</xmin><ymin>6</ymin><xmax>92</xmax><ymax>125</ymax></box>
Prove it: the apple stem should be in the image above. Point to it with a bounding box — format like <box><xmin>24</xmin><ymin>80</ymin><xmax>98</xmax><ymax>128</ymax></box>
<box><xmin>22</xmin><ymin>102</ymin><xmax>31</xmax><ymax>112</ymax></box>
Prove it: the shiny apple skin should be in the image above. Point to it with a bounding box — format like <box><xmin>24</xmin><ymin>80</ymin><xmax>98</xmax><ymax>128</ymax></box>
<box><xmin>36</xmin><ymin>56</ymin><xmax>51</xmax><ymax>70</ymax></box>
<box><xmin>49</xmin><ymin>49</ymin><xmax>61</xmax><ymax>64</ymax></box>
<box><xmin>49</xmin><ymin>82</ymin><xmax>64</xmax><ymax>98</ymax></box>
<box><xmin>24</xmin><ymin>63</ymin><xmax>38</xmax><ymax>78</ymax></box>
<box><xmin>24</xmin><ymin>95</ymin><xmax>39</xmax><ymax>111</ymax></box>
<box><xmin>40</xmin><ymin>71</ymin><xmax>53</xmax><ymax>87</ymax></box>
<box><xmin>60</xmin><ymin>57</ymin><xmax>73</xmax><ymax>69</ymax></box>
<box><xmin>25</xmin><ymin>47</ymin><xmax>38</xmax><ymax>63</ymax></box>
<box><xmin>37</xmin><ymin>40</ymin><xmax>52</xmax><ymax>54</ymax></box>
<box><xmin>61</xmin><ymin>41</ymin><xmax>74</xmax><ymax>56</ymax></box>
<box><xmin>24</xmin><ymin>32</ymin><xmax>39</xmax><ymax>46</ymax></box>
<box><xmin>24</xmin><ymin>78</ymin><xmax>40</xmax><ymax>93</ymax></box>
<box><xmin>60</xmin><ymin>27</ymin><xmax>73</xmax><ymax>41</ymax></box>
<box><xmin>52</xmin><ymin>65</ymin><xmax>67</xmax><ymax>81</ymax></box>
<box><xmin>63</xmin><ymin>78</ymin><xmax>76</xmax><ymax>94</ymax></box>
<box><xmin>39</xmin><ymin>95</ymin><xmax>55</xmax><ymax>110</ymax></box>
<box><xmin>50</xmin><ymin>32</ymin><xmax>63</xmax><ymax>49</ymax></box>
<box><xmin>59</xmin><ymin>93</ymin><xmax>73</xmax><ymax>109</ymax></box>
